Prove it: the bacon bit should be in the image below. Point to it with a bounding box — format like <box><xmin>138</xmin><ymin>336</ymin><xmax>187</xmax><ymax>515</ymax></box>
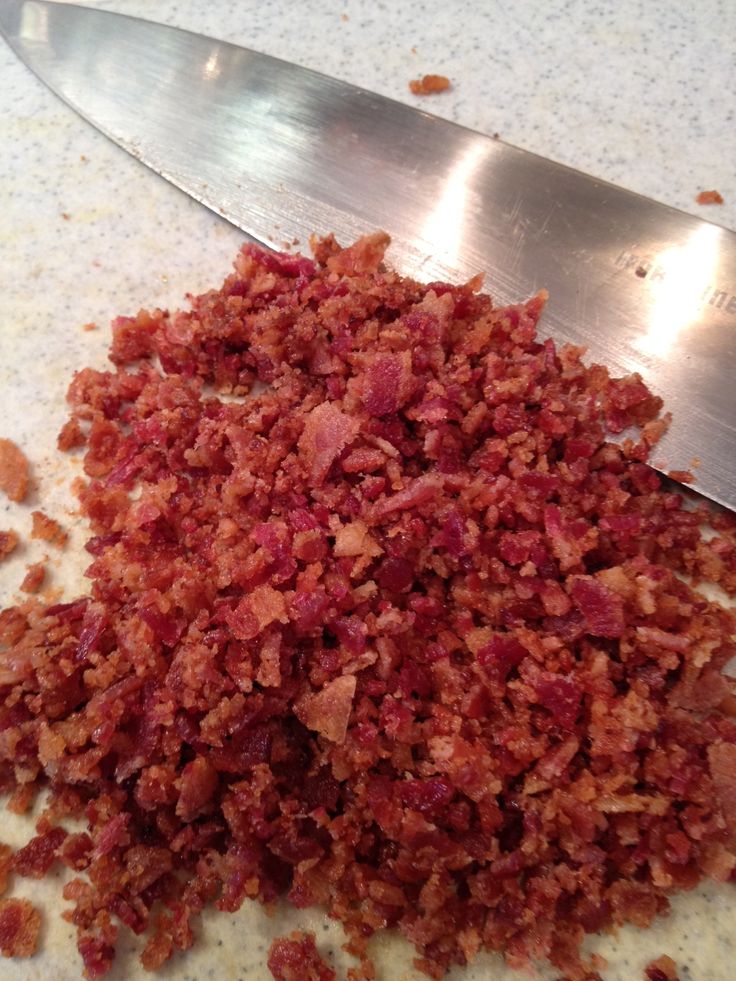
<box><xmin>31</xmin><ymin>510</ymin><xmax>68</xmax><ymax>547</ymax></box>
<box><xmin>298</xmin><ymin>402</ymin><xmax>359</xmax><ymax>485</ymax></box>
<box><xmin>0</xmin><ymin>439</ymin><xmax>29</xmax><ymax>503</ymax></box>
<box><xmin>176</xmin><ymin>757</ymin><xmax>218</xmax><ymax>822</ymax></box>
<box><xmin>0</xmin><ymin>234</ymin><xmax>735</xmax><ymax>981</ymax></box>
<box><xmin>0</xmin><ymin>530</ymin><xmax>19</xmax><ymax>561</ymax></box>
<box><xmin>645</xmin><ymin>954</ymin><xmax>679</xmax><ymax>981</ymax></box>
<box><xmin>667</xmin><ymin>469</ymin><xmax>694</xmax><ymax>484</ymax></box>
<box><xmin>83</xmin><ymin>322</ymin><xmax>98</xmax><ymax>332</ymax></box>
<box><xmin>20</xmin><ymin>561</ymin><xmax>46</xmax><ymax>594</ymax></box>
<box><xmin>409</xmin><ymin>74</ymin><xmax>451</xmax><ymax>95</ymax></box>
<box><xmin>268</xmin><ymin>931</ymin><xmax>334</xmax><ymax>980</ymax></box>
<box><xmin>708</xmin><ymin>743</ymin><xmax>736</xmax><ymax>826</ymax></box>
<box><xmin>297</xmin><ymin>675</ymin><xmax>356</xmax><ymax>744</ymax></box>
<box><xmin>6</xmin><ymin>783</ymin><xmax>36</xmax><ymax>815</ymax></box>
<box><xmin>57</xmin><ymin>418</ymin><xmax>86</xmax><ymax>451</ymax></box>
<box><xmin>696</xmin><ymin>190</ymin><xmax>724</xmax><ymax>205</ymax></box>
<box><xmin>0</xmin><ymin>846</ymin><xmax>12</xmax><ymax>896</ymax></box>
<box><xmin>0</xmin><ymin>898</ymin><xmax>41</xmax><ymax>957</ymax></box>
<box><xmin>12</xmin><ymin>827</ymin><xmax>67</xmax><ymax>878</ymax></box>
<box><xmin>570</xmin><ymin>577</ymin><xmax>625</xmax><ymax>637</ymax></box>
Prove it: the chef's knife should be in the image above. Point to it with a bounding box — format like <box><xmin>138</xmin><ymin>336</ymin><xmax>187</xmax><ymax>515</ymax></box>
<box><xmin>2</xmin><ymin>1</ymin><xmax>735</xmax><ymax>508</ymax></box>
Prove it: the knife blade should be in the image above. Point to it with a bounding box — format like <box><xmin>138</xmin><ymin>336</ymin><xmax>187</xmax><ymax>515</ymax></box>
<box><xmin>1</xmin><ymin>0</ymin><xmax>735</xmax><ymax>508</ymax></box>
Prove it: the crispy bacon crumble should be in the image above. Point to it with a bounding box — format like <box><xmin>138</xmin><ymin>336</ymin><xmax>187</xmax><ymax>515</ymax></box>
<box><xmin>31</xmin><ymin>511</ymin><xmax>68</xmax><ymax>548</ymax></box>
<box><xmin>644</xmin><ymin>954</ymin><xmax>679</xmax><ymax>980</ymax></box>
<box><xmin>695</xmin><ymin>190</ymin><xmax>724</xmax><ymax>205</ymax></box>
<box><xmin>19</xmin><ymin>562</ymin><xmax>46</xmax><ymax>595</ymax></box>
<box><xmin>0</xmin><ymin>233</ymin><xmax>735</xmax><ymax>981</ymax></box>
<box><xmin>0</xmin><ymin>532</ymin><xmax>19</xmax><ymax>563</ymax></box>
<box><xmin>0</xmin><ymin>439</ymin><xmax>30</xmax><ymax>503</ymax></box>
<box><xmin>0</xmin><ymin>897</ymin><xmax>41</xmax><ymax>958</ymax></box>
<box><xmin>268</xmin><ymin>930</ymin><xmax>335</xmax><ymax>980</ymax></box>
<box><xmin>409</xmin><ymin>74</ymin><xmax>451</xmax><ymax>95</ymax></box>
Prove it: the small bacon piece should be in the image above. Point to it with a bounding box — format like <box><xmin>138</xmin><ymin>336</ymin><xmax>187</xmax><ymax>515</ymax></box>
<box><xmin>0</xmin><ymin>530</ymin><xmax>18</xmax><ymax>561</ymax></box>
<box><xmin>696</xmin><ymin>190</ymin><xmax>724</xmax><ymax>205</ymax></box>
<box><xmin>645</xmin><ymin>954</ymin><xmax>679</xmax><ymax>981</ymax></box>
<box><xmin>0</xmin><ymin>845</ymin><xmax>12</xmax><ymax>895</ymax></box>
<box><xmin>361</xmin><ymin>352</ymin><xmax>414</xmax><ymax>417</ymax></box>
<box><xmin>708</xmin><ymin>743</ymin><xmax>736</xmax><ymax>828</ymax></box>
<box><xmin>409</xmin><ymin>74</ymin><xmax>451</xmax><ymax>95</ymax></box>
<box><xmin>267</xmin><ymin>930</ymin><xmax>335</xmax><ymax>981</ymax></box>
<box><xmin>0</xmin><ymin>439</ymin><xmax>29</xmax><ymax>502</ymax></box>
<box><xmin>20</xmin><ymin>561</ymin><xmax>46</xmax><ymax>594</ymax></box>
<box><xmin>298</xmin><ymin>403</ymin><xmax>359</xmax><ymax>486</ymax></box>
<box><xmin>570</xmin><ymin>577</ymin><xmax>625</xmax><ymax>638</ymax></box>
<box><xmin>0</xmin><ymin>898</ymin><xmax>41</xmax><ymax>958</ymax></box>
<box><xmin>31</xmin><ymin>510</ymin><xmax>68</xmax><ymax>547</ymax></box>
<box><xmin>297</xmin><ymin>675</ymin><xmax>357</xmax><ymax>744</ymax></box>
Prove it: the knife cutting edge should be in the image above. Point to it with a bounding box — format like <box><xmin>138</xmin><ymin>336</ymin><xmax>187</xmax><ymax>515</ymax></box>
<box><xmin>1</xmin><ymin>0</ymin><xmax>735</xmax><ymax>508</ymax></box>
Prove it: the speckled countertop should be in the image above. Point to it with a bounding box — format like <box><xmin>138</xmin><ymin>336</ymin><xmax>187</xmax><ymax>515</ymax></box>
<box><xmin>1</xmin><ymin>1</ymin><xmax>735</xmax><ymax>979</ymax></box>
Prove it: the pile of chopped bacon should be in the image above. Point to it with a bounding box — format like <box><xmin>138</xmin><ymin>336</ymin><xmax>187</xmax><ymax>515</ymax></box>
<box><xmin>1</xmin><ymin>232</ymin><xmax>735</xmax><ymax>981</ymax></box>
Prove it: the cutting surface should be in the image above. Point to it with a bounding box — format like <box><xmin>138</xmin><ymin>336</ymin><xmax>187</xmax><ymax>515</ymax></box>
<box><xmin>1</xmin><ymin>1</ymin><xmax>735</xmax><ymax>979</ymax></box>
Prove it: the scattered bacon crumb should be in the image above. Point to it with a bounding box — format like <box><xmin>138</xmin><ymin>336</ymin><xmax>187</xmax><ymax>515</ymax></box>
<box><xmin>0</xmin><ymin>439</ymin><xmax>30</xmax><ymax>503</ymax></box>
<box><xmin>83</xmin><ymin>322</ymin><xmax>98</xmax><ymax>332</ymax></box>
<box><xmin>409</xmin><ymin>74</ymin><xmax>451</xmax><ymax>95</ymax></box>
<box><xmin>0</xmin><ymin>234</ymin><xmax>735</xmax><ymax>980</ymax></box>
<box><xmin>696</xmin><ymin>190</ymin><xmax>724</xmax><ymax>205</ymax></box>
<box><xmin>31</xmin><ymin>511</ymin><xmax>68</xmax><ymax>548</ymax></box>
<box><xmin>268</xmin><ymin>931</ymin><xmax>335</xmax><ymax>980</ymax></box>
<box><xmin>61</xmin><ymin>212</ymin><xmax>71</xmax><ymax>221</ymax></box>
<box><xmin>57</xmin><ymin>419</ymin><xmax>86</xmax><ymax>451</ymax></box>
<box><xmin>645</xmin><ymin>954</ymin><xmax>679</xmax><ymax>981</ymax></box>
<box><xmin>667</xmin><ymin>469</ymin><xmax>695</xmax><ymax>484</ymax></box>
<box><xmin>6</xmin><ymin>783</ymin><xmax>36</xmax><ymax>815</ymax></box>
<box><xmin>340</xmin><ymin>12</ymin><xmax>349</xmax><ymax>22</ymax></box>
<box><xmin>0</xmin><ymin>898</ymin><xmax>41</xmax><ymax>958</ymax></box>
<box><xmin>0</xmin><ymin>531</ymin><xmax>19</xmax><ymax>562</ymax></box>
<box><xmin>19</xmin><ymin>561</ymin><xmax>46</xmax><ymax>594</ymax></box>
<box><xmin>0</xmin><ymin>846</ymin><xmax>12</xmax><ymax>896</ymax></box>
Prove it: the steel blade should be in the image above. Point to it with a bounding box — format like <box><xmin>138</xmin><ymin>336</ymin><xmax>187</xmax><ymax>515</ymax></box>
<box><xmin>1</xmin><ymin>0</ymin><xmax>735</xmax><ymax>507</ymax></box>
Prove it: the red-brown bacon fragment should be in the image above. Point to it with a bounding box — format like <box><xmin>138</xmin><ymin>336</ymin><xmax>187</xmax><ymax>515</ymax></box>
<box><xmin>19</xmin><ymin>561</ymin><xmax>46</xmax><ymax>594</ymax></box>
<box><xmin>31</xmin><ymin>510</ymin><xmax>68</xmax><ymax>548</ymax></box>
<box><xmin>0</xmin><ymin>845</ymin><xmax>12</xmax><ymax>896</ymax></box>
<box><xmin>1</xmin><ymin>233</ymin><xmax>736</xmax><ymax>980</ymax></box>
<box><xmin>0</xmin><ymin>897</ymin><xmax>41</xmax><ymax>957</ymax></box>
<box><xmin>0</xmin><ymin>439</ymin><xmax>29</xmax><ymax>503</ymax></box>
<box><xmin>267</xmin><ymin>930</ymin><xmax>335</xmax><ymax>981</ymax></box>
<box><xmin>644</xmin><ymin>954</ymin><xmax>679</xmax><ymax>981</ymax></box>
<box><xmin>0</xmin><ymin>531</ymin><xmax>18</xmax><ymax>562</ymax></box>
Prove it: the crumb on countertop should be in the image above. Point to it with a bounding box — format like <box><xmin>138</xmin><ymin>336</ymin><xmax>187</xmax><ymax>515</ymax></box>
<box><xmin>57</xmin><ymin>419</ymin><xmax>86</xmax><ymax>452</ymax></box>
<box><xmin>20</xmin><ymin>561</ymin><xmax>46</xmax><ymax>594</ymax></box>
<box><xmin>31</xmin><ymin>510</ymin><xmax>68</xmax><ymax>548</ymax></box>
<box><xmin>696</xmin><ymin>190</ymin><xmax>724</xmax><ymax>205</ymax></box>
<box><xmin>409</xmin><ymin>74</ymin><xmax>451</xmax><ymax>95</ymax></box>
<box><xmin>0</xmin><ymin>530</ymin><xmax>19</xmax><ymax>562</ymax></box>
<box><xmin>644</xmin><ymin>954</ymin><xmax>679</xmax><ymax>981</ymax></box>
<box><xmin>0</xmin><ymin>439</ymin><xmax>30</xmax><ymax>503</ymax></box>
<box><xmin>0</xmin><ymin>898</ymin><xmax>41</xmax><ymax>958</ymax></box>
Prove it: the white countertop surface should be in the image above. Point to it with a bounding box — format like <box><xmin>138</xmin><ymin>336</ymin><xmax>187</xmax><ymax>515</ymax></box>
<box><xmin>1</xmin><ymin>2</ymin><xmax>735</xmax><ymax>980</ymax></box>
